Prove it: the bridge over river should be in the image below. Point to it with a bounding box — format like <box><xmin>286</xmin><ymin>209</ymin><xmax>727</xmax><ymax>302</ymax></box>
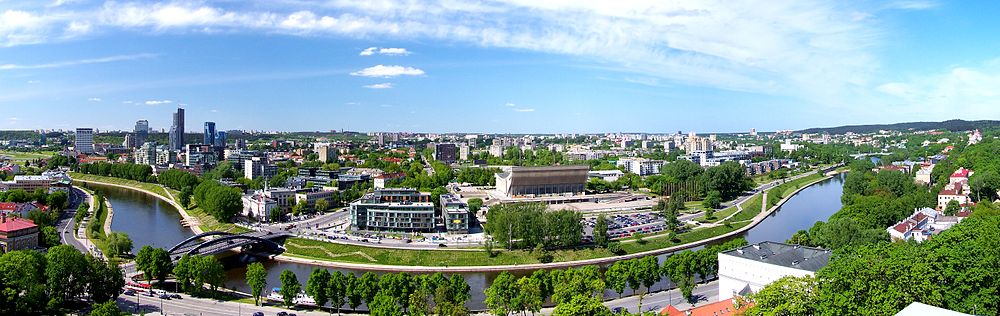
<box><xmin>167</xmin><ymin>231</ymin><xmax>290</xmax><ymax>262</ymax></box>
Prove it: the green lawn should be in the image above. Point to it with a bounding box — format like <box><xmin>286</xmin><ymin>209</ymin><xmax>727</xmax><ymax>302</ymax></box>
<box><xmin>71</xmin><ymin>173</ymin><xmax>171</xmax><ymax>198</ymax></box>
<box><xmin>695</xmin><ymin>203</ymin><xmax>738</xmax><ymax>223</ymax></box>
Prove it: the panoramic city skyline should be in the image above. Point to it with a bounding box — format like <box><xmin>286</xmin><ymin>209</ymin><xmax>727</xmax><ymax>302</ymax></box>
<box><xmin>3</xmin><ymin>0</ymin><xmax>1000</xmax><ymax>133</ymax></box>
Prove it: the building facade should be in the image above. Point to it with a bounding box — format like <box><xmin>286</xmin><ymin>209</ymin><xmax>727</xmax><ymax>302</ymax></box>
<box><xmin>134</xmin><ymin>119</ymin><xmax>149</xmax><ymax>145</ymax></box>
<box><xmin>169</xmin><ymin>107</ymin><xmax>185</xmax><ymax>150</ymax></box>
<box><xmin>75</xmin><ymin>128</ymin><xmax>94</xmax><ymax>154</ymax></box>
<box><xmin>0</xmin><ymin>214</ymin><xmax>39</xmax><ymax>252</ymax></box>
<box><xmin>203</xmin><ymin>122</ymin><xmax>216</xmax><ymax>146</ymax></box>
<box><xmin>495</xmin><ymin>165</ymin><xmax>589</xmax><ymax>197</ymax></box>
<box><xmin>435</xmin><ymin>143</ymin><xmax>458</xmax><ymax>163</ymax></box>
<box><xmin>440</xmin><ymin>193</ymin><xmax>470</xmax><ymax>233</ymax></box>
<box><xmin>244</xmin><ymin>157</ymin><xmax>277</xmax><ymax>180</ymax></box>
<box><xmin>616</xmin><ymin>158</ymin><xmax>665</xmax><ymax>176</ymax></box>
<box><xmin>350</xmin><ymin>188</ymin><xmax>436</xmax><ymax>232</ymax></box>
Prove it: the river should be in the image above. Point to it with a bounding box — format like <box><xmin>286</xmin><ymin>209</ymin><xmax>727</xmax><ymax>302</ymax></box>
<box><xmin>94</xmin><ymin>173</ymin><xmax>845</xmax><ymax>310</ymax></box>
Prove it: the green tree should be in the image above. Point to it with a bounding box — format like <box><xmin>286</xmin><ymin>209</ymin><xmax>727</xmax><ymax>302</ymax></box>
<box><xmin>104</xmin><ymin>232</ymin><xmax>133</xmax><ymax>258</ymax></box>
<box><xmin>593</xmin><ymin>214</ymin><xmax>610</xmax><ymax>248</ymax></box>
<box><xmin>515</xmin><ymin>276</ymin><xmax>543</xmax><ymax>316</ymax></box>
<box><xmin>346</xmin><ymin>273</ymin><xmax>363</xmax><ymax>311</ymax></box>
<box><xmin>180</xmin><ymin>185</ymin><xmax>193</xmax><ymax>208</ymax></box>
<box><xmin>306</xmin><ymin>269</ymin><xmax>331</xmax><ymax>308</ymax></box>
<box><xmin>87</xmin><ymin>255</ymin><xmax>125</xmax><ymax>304</ymax></box>
<box><xmin>945</xmin><ymin>199</ymin><xmax>961</xmax><ymax>215</ymax></box>
<box><xmin>468</xmin><ymin>198</ymin><xmax>484</xmax><ymax>214</ymax></box>
<box><xmin>315</xmin><ymin>198</ymin><xmax>330</xmax><ymax>212</ymax></box>
<box><xmin>369</xmin><ymin>292</ymin><xmax>404</xmax><ymax>316</ymax></box>
<box><xmin>246</xmin><ymin>262</ymin><xmax>268</xmax><ymax>306</ymax></box>
<box><xmin>604</xmin><ymin>260</ymin><xmax>629</xmax><ymax>298</ymax></box>
<box><xmin>662</xmin><ymin>251</ymin><xmax>698</xmax><ymax>303</ymax></box>
<box><xmin>40</xmin><ymin>226</ymin><xmax>60</xmax><ymax>247</ymax></box>
<box><xmin>0</xmin><ymin>250</ymin><xmax>48</xmax><ymax>315</ymax></box>
<box><xmin>135</xmin><ymin>246</ymin><xmax>172</xmax><ymax>285</ymax></box>
<box><xmin>89</xmin><ymin>300</ymin><xmax>126</xmax><ymax>316</ymax></box>
<box><xmin>703</xmin><ymin>190</ymin><xmax>722</xmax><ymax>210</ymax></box>
<box><xmin>635</xmin><ymin>256</ymin><xmax>661</xmax><ymax>311</ymax></box>
<box><xmin>45</xmin><ymin>245</ymin><xmax>90</xmax><ymax>305</ymax></box>
<box><xmin>328</xmin><ymin>271</ymin><xmax>349</xmax><ymax>315</ymax></box>
<box><xmin>742</xmin><ymin>275</ymin><xmax>818</xmax><ymax>316</ymax></box>
<box><xmin>551</xmin><ymin>294</ymin><xmax>613</xmax><ymax>316</ymax></box>
<box><xmin>279</xmin><ymin>269</ymin><xmax>302</xmax><ymax>307</ymax></box>
<box><xmin>485</xmin><ymin>271</ymin><xmax>517</xmax><ymax>316</ymax></box>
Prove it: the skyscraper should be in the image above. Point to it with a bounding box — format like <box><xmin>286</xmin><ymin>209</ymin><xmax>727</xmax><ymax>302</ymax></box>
<box><xmin>215</xmin><ymin>131</ymin><xmax>227</xmax><ymax>147</ymax></box>
<box><xmin>169</xmin><ymin>108</ymin><xmax>185</xmax><ymax>150</ymax></box>
<box><xmin>204</xmin><ymin>121</ymin><xmax>216</xmax><ymax>145</ymax></box>
<box><xmin>134</xmin><ymin>119</ymin><xmax>149</xmax><ymax>145</ymax></box>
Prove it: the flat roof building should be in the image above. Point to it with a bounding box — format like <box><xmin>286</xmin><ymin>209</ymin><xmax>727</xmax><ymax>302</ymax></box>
<box><xmin>718</xmin><ymin>241</ymin><xmax>831</xmax><ymax>300</ymax></box>
<box><xmin>440</xmin><ymin>193</ymin><xmax>470</xmax><ymax>234</ymax></box>
<box><xmin>350</xmin><ymin>188</ymin><xmax>436</xmax><ymax>232</ymax></box>
<box><xmin>495</xmin><ymin>165</ymin><xmax>589</xmax><ymax>198</ymax></box>
<box><xmin>435</xmin><ymin>143</ymin><xmax>458</xmax><ymax>163</ymax></box>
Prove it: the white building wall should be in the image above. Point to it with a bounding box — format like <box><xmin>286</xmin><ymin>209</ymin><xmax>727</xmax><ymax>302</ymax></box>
<box><xmin>717</xmin><ymin>253</ymin><xmax>816</xmax><ymax>300</ymax></box>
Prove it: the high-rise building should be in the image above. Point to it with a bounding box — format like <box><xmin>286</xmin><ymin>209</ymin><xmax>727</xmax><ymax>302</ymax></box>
<box><xmin>134</xmin><ymin>120</ymin><xmax>149</xmax><ymax>145</ymax></box>
<box><xmin>123</xmin><ymin>133</ymin><xmax>137</xmax><ymax>148</ymax></box>
<box><xmin>317</xmin><ymin>145</ymin><xmax>337</xmax><ymax>163</ymax></box>
<box><xmin>215</xmin><ymin>131</ymin><xmax>227</xmax><ymax>147</ymax></box>
<box><xmin>75</xmin><ymin>128</ymin><xmax>94</xmax><ymax>154</ymax></box>
<box><xmin>434</xmin><ymin>143</ymin><xmax>458</xmax><ymax>163</ymax></box>
<box><xmin>459</xmin><ymin>145</ymin><xmax>470</xmax><ymax>161</ymax></box>
<box><xmin>245</xmin><ymin>157</ymin><xmax>277</xmax><ymax>180</ymax></box>
<box><xmin>203</xmin><ymin>122</ymin><xmax>216</xmax><ymax>146</ymax></box>
<box><xmin>169</xmin><ymin>108</ymin><xmax>185</xmax><ymax>150</ymax></box>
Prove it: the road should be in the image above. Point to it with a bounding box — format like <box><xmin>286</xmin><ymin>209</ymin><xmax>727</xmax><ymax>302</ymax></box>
<box><xmin>602</xmin><ymin>280</ymin><xmax>720</xmax><ymax>314</ymax></box>
<box><xmin>57</xmin><ymin>187</ymin><xmax>94</xmax><ymax>254</ymax></box>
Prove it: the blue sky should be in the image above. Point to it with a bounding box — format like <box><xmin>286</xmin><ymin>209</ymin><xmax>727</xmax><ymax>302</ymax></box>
<box><xmin>1</xmin><ymin>0</ymin><xmax>999</xmax><ymax>133</ymax></box>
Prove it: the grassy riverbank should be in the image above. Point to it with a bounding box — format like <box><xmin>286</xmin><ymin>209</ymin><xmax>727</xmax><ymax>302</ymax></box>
<box><xmin>70</xmin><ymin>173</ymin><xmax>247</xmax><ymax>234</ymax></box>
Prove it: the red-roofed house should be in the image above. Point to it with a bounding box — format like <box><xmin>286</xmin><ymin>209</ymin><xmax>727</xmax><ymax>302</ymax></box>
<box><xmin>950</xmin><ymin>167</ymin><xmax>973</xmax><ymax>184</ymax></box>
<box><xmin>661</xmin><ymin>298</ymin><xmax>752</xmax><ymax>316</ymax></box>
<box><xmin>0</xmin><ymin>213</ymin><xmax>39</xmax><ymax>252</ymax></box>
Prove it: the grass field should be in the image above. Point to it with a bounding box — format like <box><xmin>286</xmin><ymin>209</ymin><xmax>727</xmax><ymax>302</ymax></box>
<box><xmin>0</xmin><ymin>150</ymin><xmax>57</xmax><ymax>165</ymax></box>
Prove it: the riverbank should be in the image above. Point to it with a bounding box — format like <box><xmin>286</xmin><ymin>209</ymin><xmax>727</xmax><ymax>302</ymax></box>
<box><xmin>72</xmin><ymin>173</ymin><xmax>207</xmax><ymax>235</ymax></box>
<box><xmin>71</xmin><ymin>171</ymin><xmax>835</xmax><ymax>272</ymax></box>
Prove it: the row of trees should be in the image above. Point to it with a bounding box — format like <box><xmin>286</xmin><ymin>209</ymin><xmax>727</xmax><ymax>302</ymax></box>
<box><xmin>455</xmin><ymin>167</ymin><xmax>500</xmax><ymax>186</ymax></box>
<box><xmin>77</xmin><ymin>161</ymin><xmax>154</xmax><ymax>182</ymax></box>
<box><xmin>247</xmin><ymin>265</ymin><xmax>472</xmax><ymax>316</ymax></box>
<box><xmin>484</xmin><ymin>238</ymin><xmax>749</xmax><ymax>316</ymax></box>
<box><xmin>484</xmin><ymin>203</ymin><xmax>583</xmax><ymax>250</ymax></box>
<box><xmin>157</xmin><ymin>168</ymin><xmax>200</xmax><ymax>191</ymax></box>
<box><xmin>0</xmin><ymin>245</ymin><xmax>124</xmax><ymax>315</ymax></box>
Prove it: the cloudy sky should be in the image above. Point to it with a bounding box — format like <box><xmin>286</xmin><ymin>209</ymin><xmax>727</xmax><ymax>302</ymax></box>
<box><xmin>1</xmin><ymin>0</ymin><xmax>999</xmax><ymax>133</ymax></box>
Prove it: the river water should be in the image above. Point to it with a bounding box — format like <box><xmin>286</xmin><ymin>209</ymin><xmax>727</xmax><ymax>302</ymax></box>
<box><xmin>96</xmin><ymin>173</ymin><xmax>845</xmax><ymax>310</ymax></box>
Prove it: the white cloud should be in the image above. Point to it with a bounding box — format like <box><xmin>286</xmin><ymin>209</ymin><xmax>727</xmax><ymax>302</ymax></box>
<box><xmin>874</xmin><ymin>58</ymin><xmax>1000</xmax><ymax>118</ymax></box>
<box><xmin>87</xmin><ymin>97</ymin><xmax>101</xmax><ymax>101</ymax></box>
<box><xmin>512</xmin><ymin>108</ymin><xmax>535</xmax><ymax>112</ymax></box>
<box><xmin>122</xmin><ymin>100</ymin><xmax>133</xmax><ymax>104</ymax></box>
<box><xmin>0</xmin><ymin>1</ymin><xmax>922</xmax><ymax>103</ymax></box>
<box><xmin>26</xmin><ymin>80</ymin><xmax>40</xmax><ymax>84</ymax></box>
<box><xmin>359</xmin><ymin>47</ymin><xmax>411</xmax><ymax>56</ymax></box>
<box><xmin>144</xmin><ymin>99</ymin><xmax>172</xmax><ymax>105</ymax></box>
<box><xmin>350</xmin><ymin>65</ymin><xmax>424</xmax><ymax>78</ymax></box>
<box><xmin>364</xmin><ymin>82</ymin><xmax>394</xmax><ymax>89</ymax></box>
<box><xmin>0</xmin><ymin>53</ymin><xmax>157</xmax><ymax>70</ymax></box>
<box><xmin>210</xmin><ymin>109</ymin><xmax>218</xmax><ymax>113</ymax></box>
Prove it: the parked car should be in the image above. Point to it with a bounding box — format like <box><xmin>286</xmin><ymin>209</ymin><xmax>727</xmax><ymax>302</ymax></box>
<box><xmin>252</xmin><ymin>312</ymin><xmax>264</xmax><ymax>316</ymax></box>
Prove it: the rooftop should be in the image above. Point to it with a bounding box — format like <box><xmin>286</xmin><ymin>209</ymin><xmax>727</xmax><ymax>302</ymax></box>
<box><xmin>895</xmin><ymin>302</ymin><xmax>971</xmax><ymax>316</ymax></box>
<box><xmin>721</xmin><ymin>241</ymin><xmax>832</xmax><ymax>272</ymax></box>
<box><xmin>0</xmin><ymin>216</ymin><xmax>37</xmax><ymax>233</ymax></box>
<box><xmin>661</xmin><ymin>299</ymin><xmax>751</xmax><ymax>316</ymax></box>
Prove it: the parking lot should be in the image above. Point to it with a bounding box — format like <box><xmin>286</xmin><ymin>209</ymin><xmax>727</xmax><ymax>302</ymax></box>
<box><xmin>583</xmin><ymin>212</ymin><xmax>667</xmax><ymax>239</ymax></box>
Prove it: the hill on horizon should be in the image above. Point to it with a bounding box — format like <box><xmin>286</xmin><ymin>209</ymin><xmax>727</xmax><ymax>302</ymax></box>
<box><xmin>797</xmin><ymin>119</ymin><xmax>1000</xmax><ymax>135</ymax></box>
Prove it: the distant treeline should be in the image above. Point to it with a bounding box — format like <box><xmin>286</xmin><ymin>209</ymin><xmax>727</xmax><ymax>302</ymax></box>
<box><xmin>797</xmin><ymin>119</ymin><xmax>1000</xmax><ymax>135</ymax></box>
